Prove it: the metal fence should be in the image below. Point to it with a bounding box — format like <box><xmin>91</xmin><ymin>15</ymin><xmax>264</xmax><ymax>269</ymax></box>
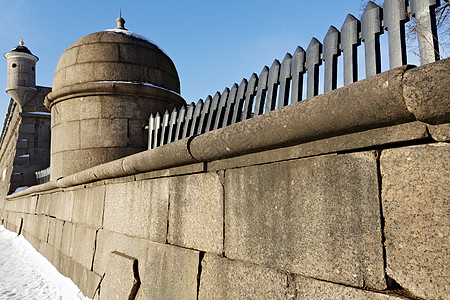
<box><xmin>148</xmin><ymin>0</ymin><xmax>444</xmax><ymax>150</ymax></box>
<box><xmin>35</xmin><ymin>167</ymin><xmax>50</xmax><ymax>184</ymax></box>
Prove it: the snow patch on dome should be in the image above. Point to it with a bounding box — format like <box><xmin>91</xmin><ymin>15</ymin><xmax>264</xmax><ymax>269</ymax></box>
<box><xmin>104</xmin><ymin>28</ymin><xmax>167</xmax><ymax>55</ymax></box>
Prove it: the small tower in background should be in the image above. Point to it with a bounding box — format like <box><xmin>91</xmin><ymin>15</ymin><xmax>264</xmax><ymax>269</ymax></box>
<box><xmin>4</xmin><ymin>39</ymin><xmax>39</xmax><ymax>109</ymax></box>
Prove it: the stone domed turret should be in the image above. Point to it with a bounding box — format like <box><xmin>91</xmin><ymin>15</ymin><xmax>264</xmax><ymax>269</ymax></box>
<box><xmin>4</xmin><ymin>39</ymin><xmax>39</xmax><ymax>108</ymax></box>
<box><xmin>51</xmin><ymin>25</ymin><xmax>180</xmax><ymax>94</ymax></box>
<box><xmin>46</xmin><ymin>18</ymin><xmax>185</xmax><ymax>179</ymax></box>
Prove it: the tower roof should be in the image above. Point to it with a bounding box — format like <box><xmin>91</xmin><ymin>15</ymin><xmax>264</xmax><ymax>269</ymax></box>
<box><xmin>52</xmin><ymin>17</ymin><xmax>180</xmax><ymax>93</ymax></box>
<box><xmin>4</xmin><ymin>39</ymin><xmax>39</xmax><ymax>61</ymax></box>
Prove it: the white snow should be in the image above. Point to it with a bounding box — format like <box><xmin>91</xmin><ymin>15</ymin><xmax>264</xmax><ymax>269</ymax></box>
<box><xmin>24</xmin><ymin>112</ymin><xmax>51</xmax><ymax>116</ymax></box>
<box><xmin>96</xmin><ymin>80</ymin><xmax>180</xmax><ymax>96</ymax></box>
<box><xmin>12</xmin><ymin>186</ymin><xmax>29</xmax><ymax>193</ymax></box>
<box><xmin>0</xmin><ymin>225</ymin><xmax>90</xmax><ymax>300</ymax></box>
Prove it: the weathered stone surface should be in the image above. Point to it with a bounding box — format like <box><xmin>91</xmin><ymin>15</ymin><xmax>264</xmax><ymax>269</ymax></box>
<box><xmin>198</xmin><ymin>254</ymin><xmax>293</xmax><ymax>300</ymax></box>
<box><xmin>209</xmin><ymin>121</ymin><xmax>429</xmax><ymax>171</ymax></box>
<box><xmin>70</xmin><ymin>259</ymin><xmax>102</xmax><ymax>299</ymax></box>
<box><xmin>94</xmin><ymin>230</ymin><xmax>149</xmax><ymax>276</ymax></box>
<box><xmin>140</xmin><ymin>242</ymin><xmax>199</xmax><ymax>300</ymax></box>
<box><xmin>101</xmin><ymin>251</ymin><xmax>140</xmax><ymax>300</ymax></box>
<box><xmin>72</xmin><ymin>224</ymin><xmax>97</xmax><ymax>270</ymax></box>
<box><xmin>23</xmin><ymin>196</ymin><xmax>37</xmax><ymax>214</ymax></box>
<box><xmin>36</xmin><ymin>215</ymin><xmax>49</xmax><ymax>241</ymax></box>
<box><xmin>60</xmin><ymin>221</ymin><xmax>76</xmax><ymax>257</ymax></box>
<box><xmin>51</xmin><ymin>121</ymin><xmax>80</xmax><ymax>153</ymax></box>
<box><xmin>295</xmin><ymin>275</ymin><xmax>407</xmax><ymax>299</ymax></box>
<box><xmin>22</xmin><ymin>230</ymin><xmax>40</xmax><ymax>250</ymax></box>
<box><xmin>381</xmin><ymin>143</ymin><xmax>450</xmax><ymax>300</ymax></box>
<box><xmin>95</xmin><ymin>229</ymin><xmax>199</xmax><ymax>299</ymax></box>
<box><xmin>72</xmin><ymin>185</ymin><xmax>105</xmax><ymax>228</ymax></box>
<box><xmin>403</xmin><ymin>58</ymin><xmax>450</xmax><ymax>124</ymax></box>
<box><xmin>76</xmin><ymin>42</ymin><xmax>119</xmax><ymax>64</ymax></box>
<box><xmin>168</xmin><ymin>173</ymin><xmax>223</xmax><ymax>254</ymax></box>
<box><xmin>428</xmin><ymin>123</ymin><xmax>450</xmax><ymax>142</ymax></box>
<box><xmin>80</xmin><ymin>118</ymin><xmax>128</xmax><ymax>148</ymax></box>
<box><xmin>103</xmin><ymin>178</ymin><xmax>169</xmax><ymax>243</ymax></box>
<box><xmin>36</xmin><ymin>192</ymin><xmax>52</xmax><ymax>216</ymax></box>
<box><xmin>49</xmin><ymin>191</ymin><xmax>73</xmax><ymax>221</ymax></box>
<box><xmin>134</xmin><ymin>162</ymin><xmax>205</xmax><ymax>181</ymax></box>
<box><xmin>50</xmin><ymin>147</ymin><xmax>139</xmax><ymax>180</ymax></box>
<box><xmin>225</xmin><ymin>152</ymin><xmax>385</xmax><ymax>289</ymax></box>
<box><xmin>47</xmin><ymin>217</ymin><xmax>64</xmax><ymax>250</ymax></box>
<box><xmin>39</xmin><ymin>241</ymin><xmax>58</xmax><ymax>269</ymax></box>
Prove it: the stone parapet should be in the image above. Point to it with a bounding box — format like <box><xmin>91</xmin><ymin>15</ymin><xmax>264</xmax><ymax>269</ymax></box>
<box><xmin>1</xmin><ymin>59</ymin><xmax>448</xmax><ymax>299</ymax></box>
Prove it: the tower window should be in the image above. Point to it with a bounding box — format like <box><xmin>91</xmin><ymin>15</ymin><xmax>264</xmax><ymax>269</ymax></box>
<box><xmin>12</xmin><ymin>63</ymin><xmax>17</xmax><ymax>68</ymax></box>
<box><xmin>32</xmin><ymin>66</ymin><xmax>35</xmax><ymax>71</ymax></box>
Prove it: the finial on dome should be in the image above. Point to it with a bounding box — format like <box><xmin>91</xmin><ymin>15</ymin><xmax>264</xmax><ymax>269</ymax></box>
<box><xmin>116</xmin><ymin>9</ymin><xmax>126</xmax><ymax>30</ymax></box>
<box><xmin>19</xmin><ymin>39</ymin><xmax>24</xmax><ymax>46</ymax></box>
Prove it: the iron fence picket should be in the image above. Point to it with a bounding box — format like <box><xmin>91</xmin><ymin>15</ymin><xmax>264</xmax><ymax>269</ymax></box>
<box><xmin>306</xmin><ymin>38</ymin><xmax>322</xmax><ymax>98</ymax></box>
<box><xmin>153</xmin><ymin>112</ymin><xmax>161</xmax><ymax>149</ymax></box>
<box><xmin>265</xmin><ymin>60</ymin><xmax>281</xmax><ymax>113</ymax></box>
<box><xmin>232</xmin><ymin>79</ymin><xmax>248</xmax><ymax>124</ymax></box>
<box><xmin>323</xmin><ymin>26</ymin><xmax>341</xmax><ymax>93</ymax></box>
<box><xmin>362</xmin><ymin>1</ymin><xmax>383</xmax><ymax>77</ymax></box>
<box><xmin>291</xmin><ymin>47</ymin><xmax>306</xmax><ymax>102</ymax></box>
<box><xmin>182</xmin><ymin>103</ymin><xmax>195</xmax><ymax>139</ymax></box>
<box><xmin>242</xmin><ymin>73</ymin><xmax>258</xmax><ymax>120</ymax></box>
<box><xmin>174</xmin><ymin>105</ymin><xmax>186</xmax><ymax>142</ymax></box>
<box><xmin>205</xmin><ymin>92</ymin><xmax>221</xmax><ymax>132</ymax></box>
<box><xmin>159</xmin><ymin>110</ymin><xmax>170</xmax><ymax>147</ymax></box>
<box><xmin>410</xmin><ymin>0</ymin><xmax>441</xmax><ymax>64</ymax></box>
<box><xmin>167</xmin><ymin>108</ymin><xmax>178</xmax><ymax>143</ymax></box>
<box><xmin>253</xmin><ymin>66</ymin><xmax>269</xmax><ymax>116</ymax></box>
<box><xmin>223</xmin><ymin>84</ymin><xmax>238</xmax><ymax>126</ymax></box>
<box><xmin>190</xmin><ymin>100</ymin><xmax>203</xmax><ymax>137</ymax></box>
<box><xmin>341</xmin><ymin>14</ymin><xmax>361</xmax><ymax>86</ymax></box>
<box><xmin>197</xmin><ymin>96</ymin><xmax>212</xmax><ymax>134</ymax></box>
<box><xmin>278</xmin><ymin>53</ymin><xmax>292</xmax><ymax>108</ymax></box>
<box><xmin>213</xmin><ymin>88</ymin><xmax>230</xmax><ymax>130</ymax></box>
<box><xmin>384</xmin><ymin>0</ymin><xmax>409</xmax><ymax>68</ymax></box>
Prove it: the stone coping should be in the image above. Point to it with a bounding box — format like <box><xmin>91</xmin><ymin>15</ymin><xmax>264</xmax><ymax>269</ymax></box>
<box><xmin>7</xmin><ymin>58</ymin><xmax>449</xmax><ymax>199</ymax></box>
<box><xmin>44</xmin><ymin>80</ymin><xmax>185</xmax><ymax>109</ymax></box>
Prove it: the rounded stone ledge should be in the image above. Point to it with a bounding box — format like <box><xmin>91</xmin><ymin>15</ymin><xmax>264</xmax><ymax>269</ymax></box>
<box><xmin>45</xmin><ymin>81</ymin><xmax>185</xmax><ymax>109</ymax></box>
<box><xmin>189</xmin><ymin>65</ymin><xmax>416</xmax><ymax>162</ymax></box>
<box><xmin>56</xmin><ymin>158</ymin><xmax>127</xmax><ymax>188</ymax></box>
<box><xmin>122</xmin><ymin>137</ymin><xmax>198</xmax><ymax>174</ymax></box>
<box><xmin>6</xmin><ymin>180</ymin><xmax>59</xmax><ymax>199</ymax></box>
<box><xmin>403</xmin><ymin>57</ymin><xmax>450</xmax><ymax>125</ymax></box>
<box><xmin>10</xmin><ymin>138</ymin><xmax>198</xmax><ymax>193</ymax></box>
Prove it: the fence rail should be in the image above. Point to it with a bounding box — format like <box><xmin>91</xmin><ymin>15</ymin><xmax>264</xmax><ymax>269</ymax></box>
<box><xmin>148</xmin><ymin>0</ymin><xmax>443</xmax><ymax>150</ymax></box>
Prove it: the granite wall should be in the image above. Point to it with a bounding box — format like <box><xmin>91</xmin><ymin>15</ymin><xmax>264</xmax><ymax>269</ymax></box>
<box><xmin>1</xmin><ymin>60</ymin><xmax>448</xmax><ymax>300</ymax></box>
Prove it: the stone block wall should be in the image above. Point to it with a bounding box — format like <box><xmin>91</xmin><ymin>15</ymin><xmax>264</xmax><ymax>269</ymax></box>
<box><xmin>1</xmin><ymin>60</ymin><xmax>449</xmax><ymax>299</ymax></box>
<box><xmin>2</xmin><ymin>121</ymin><xmax>448</xmax><ymax>299</ymax></box>
<box><xmin>0</xmin><ymin>86</ymin><xmax>51</xmax><ymax>201</ymax></box>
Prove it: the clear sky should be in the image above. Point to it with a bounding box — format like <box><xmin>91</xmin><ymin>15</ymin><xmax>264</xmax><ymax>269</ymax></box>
<box><xmin>0</xmin><ymin>0</ymin><xmax>366</xmax><ymax>118</ymax></box>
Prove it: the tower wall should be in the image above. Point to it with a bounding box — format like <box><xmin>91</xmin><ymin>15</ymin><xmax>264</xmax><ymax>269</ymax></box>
<box><xmin>45</xmin><ymin>23</ymin><xmax>185</xmax><ymax>180</ymax></box>
<box><xmin>5</xmin><ymin>51</ymin><xmax>37</xmax><ymax>88</ymax></box>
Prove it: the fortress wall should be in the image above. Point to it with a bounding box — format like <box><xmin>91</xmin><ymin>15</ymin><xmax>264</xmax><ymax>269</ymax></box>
<box><xmin>2</xmin><ymin>60</ymin><xmax>449</xmax><ymax>299</ymax></box>
<box><xmin>0</xmin><ymin>103</ymin><xmax>21</xmax><ymax>204</ymax></box>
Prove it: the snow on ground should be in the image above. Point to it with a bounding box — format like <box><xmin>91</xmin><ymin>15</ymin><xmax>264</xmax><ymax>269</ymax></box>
<box><xmin>0</xmin><ymin>225</ymin><xmax>90</xmax><ymax>300</ymax></box>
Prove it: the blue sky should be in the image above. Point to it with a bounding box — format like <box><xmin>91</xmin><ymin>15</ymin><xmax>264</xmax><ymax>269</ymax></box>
<box><xmin>0</xmin><ymin>0</ymin><xmax>366</xmax><ymax>117</ymax></box>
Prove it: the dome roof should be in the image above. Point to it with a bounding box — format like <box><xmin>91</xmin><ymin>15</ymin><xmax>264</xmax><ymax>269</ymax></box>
<box><xmin>52</xmin><ymin>26</ymin><xmax>180</xmax><ymax>93</ymax></box>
